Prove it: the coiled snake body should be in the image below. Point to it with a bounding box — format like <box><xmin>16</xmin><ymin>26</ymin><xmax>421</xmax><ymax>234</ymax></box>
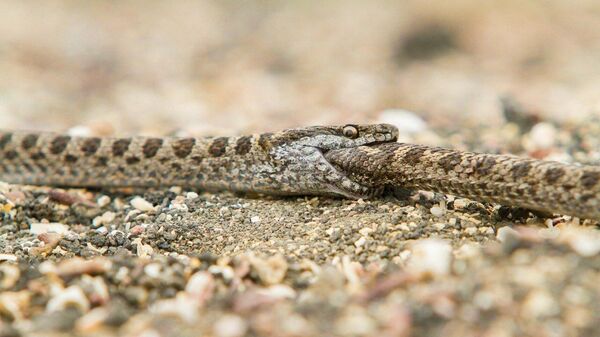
<box><xmin>1</xmin><ymin>124</ymin><xmax>599</xmax><ymax>219</ymax></box>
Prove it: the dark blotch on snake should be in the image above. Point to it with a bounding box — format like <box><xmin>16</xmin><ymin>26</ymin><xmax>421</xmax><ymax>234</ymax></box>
<box><xmin>64</xmin><ymin>154</ymin><xmax>78</xmax><ymax>163</ymax></box>
<box><xmin>112</xmin><ymin>139</ymin><xmax>131</xmax><ymax>157</ymax></box>
<box><xmin>209</xmin><ymin>137</ymin><xmax>228</xmax><ymax>157</ymax></box>
<box><xmin>81</xmin><ymin>138</ymin><xmax>101</xmax><ymax>156</ymax></box>
<box><xmin>235</xmin><ymin>136</ymin><xmax>253</xmax><ymax>155</ymax></box>
<box><xmin>172</xmin><ymin>138</ymin><xmax>195</xmax><ymax>158</ymax></box>
<box><xmin>510</xmin><ymin>161</ymin><xmax>532</xmax><ymax>178</ymax></box>
<box><xmin>21</xmin><ymin>134</ymin><xmax>39</xmax><ymax>150</ymax></box>
<box><xmin>580</xmin><ymin>171</ymin><xmax>600</xmax><ymax>189</ymax></box>
<box><xmin>126</xmin><ymin>156</ymin><xmax>141</xmax><ymax>165</ymax></box>
<box><xmin>0</xmin><ymin>133</ymin><xmax>12</xmax><ymax>150</ymax></box>
<box><xmin>50</xmin><ymin>136</ymin><xmax>71</xmax><ymax>155</ymax></box>
<box><xmin>544</xmin><ymin>167</ymin><xmax>564</xmax><ymax>184</ymax></box>
<box><xmin>143</xmin><ymin>138</ymin><xmax>163</xmax><ymax>158</ymax></box>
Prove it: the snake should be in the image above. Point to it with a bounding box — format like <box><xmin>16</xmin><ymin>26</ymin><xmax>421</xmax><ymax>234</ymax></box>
<box><xmin>0</xmin><ymin>124</ymin><xmax>396</xmax><ymax>198</ymax></box>
<box><xmin>1</xmin><ymin>124</ymin><xmax>599</xmax><ymax>219</ymax></box>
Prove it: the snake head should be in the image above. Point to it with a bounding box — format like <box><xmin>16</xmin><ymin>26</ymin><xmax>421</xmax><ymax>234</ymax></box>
<box><xmin>271</xmin><ymin>123</ymin><xmax>399</xmax><ymax>151</ymax></box>
<box><xmin>262</xmin><ymin>124</ymin><xmax>398</xmax><ymax>198</ymax></box>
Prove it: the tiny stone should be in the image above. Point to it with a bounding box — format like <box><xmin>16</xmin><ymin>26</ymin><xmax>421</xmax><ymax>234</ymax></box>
<box><xmin>406</xmin><ymin>238</ymin><xmax>452</xmax><ymax>277</ymax></box>
<box><xmin>453</xmin><ymin>199</ymin><xmax>470</xmax><ymax>209</ymax></box>
<box><xmin>130</xmin><ymin>197</ymin><xmax>155</xmax><ymax>212</ymax></box>
<box><xmin>377</xmin><ymin>109</ymin><xmax>428</xmax><ymax>134</ymax></box>
<box><xmin>30</xmin><ymin>222</ymin><xmax>69</xmax><ymax>235</ymax></box>
<box><xmin>358</xmin><ymin>227</ymin><xmax>373</xmax><ymax>236</ymax></box>
<box><xmin>433</xmin><ymin>223</ymin><xmax>446</xmax><ymax>230</ymax></box>
<box><xmin>526</xmin><ymin>122</ymin><xmax>557</xmax><ymax>150</ymax></box>
<box><xmin>96</xmin><ymin>195</ymin><xmax>111</xmax><ymax>208</ymax></box>
<box><xmin>213</xmin><ymin>314</ymin><xmax>247</xmax><ymax>337</ymax></box>
<box><xmin>496</xmin><ymin>226</ymin><xmax>519</xmax><ymax>242</ymax></box>
<box><xmin>186</xmin><ymin>192</ymin><xmax>199</xmax><ymax>199</ymax></box>
<box><xmin>464</xmin><ymin>227</ymin><xmax>477</xmax><ymax>236</ymax></box>
<box><xmin>430</xmin><ymin>206</ymin><xmax>446</xmax><ymax>217</ymax></box>
<box><xmin>250</xmin><ymin>216</ymin><xmax>260</xmax><ymax>224</ymax></box>
<box><xmin>354</xmin><ymin>236</ymin><xmax>367</xmax><ymax>247</ymax></box>
<box><xmin>92</xmin><ymin>211</ymin><xmax>116</xmax><ymax>227</ymax></box>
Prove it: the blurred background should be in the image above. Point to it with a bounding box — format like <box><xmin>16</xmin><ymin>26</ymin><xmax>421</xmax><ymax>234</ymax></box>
<box><xmin>1</xmin><ymin>0</ymin><xmax>599</xmax><ymax>138</ymax></box>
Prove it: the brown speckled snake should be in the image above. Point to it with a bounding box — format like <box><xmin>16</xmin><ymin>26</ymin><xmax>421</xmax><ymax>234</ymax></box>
<box><xmin>1</xmin><ymin>124</ymin><xmax>599</xmax><ymax>219</ymax></box>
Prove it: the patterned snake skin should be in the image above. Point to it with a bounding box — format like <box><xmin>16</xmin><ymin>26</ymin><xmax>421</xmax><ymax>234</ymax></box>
<box><xmin>1</xmin><ymin>124</ymin><xmax>599</xmax><ymax>219</ymax></box>
<box><xmin>0</xmin><ymin>124</ymin><xmax>397</xmax><ymax>198</ymax></box>
<box><xmin>325</xmin><ymin>142</ymin><xmax>600</xmax><ymax>220</ymax></box>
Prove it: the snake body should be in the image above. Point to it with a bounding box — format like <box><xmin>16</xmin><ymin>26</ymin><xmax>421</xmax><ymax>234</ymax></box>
<box><xmin>0</xmin><ymin>124</ymin><xmax>396</xmax><ymax>198</ymax></box>
<box><xmin>1</xmin><ymin>124</ymin><xmax>599</xmax><ymax>219</ymax></box>
<box><xmin>325</xmin><ymin>142</ymin><xmax>600</xmax><ymax>220</ymax></box>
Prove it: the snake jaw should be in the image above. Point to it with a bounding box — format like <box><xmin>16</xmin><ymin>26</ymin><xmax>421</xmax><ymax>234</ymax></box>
<box><xmin>266</xmin><ymin>124</ymin><xmax>398</xmax><ymax>197</ymax></box>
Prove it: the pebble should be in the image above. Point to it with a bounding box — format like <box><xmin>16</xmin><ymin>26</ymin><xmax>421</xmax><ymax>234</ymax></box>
<box><xmin>464</xmin><ymin>227</ymin><xmax>477</xmax><ymax>236</ymax></box>
<box><xmin>96</xmin><ymin>195</ymin><xmax>111</xmax><ymax>208</ymax></box>
<box><xmin>0</xmin><ymin>264</ymin><xmax>20</xmax><ymax>289</ymax></box>
<box><xmin>521</xmin><ymin>289</ymin><xmax>560</xmax><ymax>319</ymax></box>
<box><xmin>133</xmin><ymin>238</ymin><xmax>154</xmax><ymax>258</ymax></box>
<box><xmin>250</xmin><ymin>216</ymin><xmax>261</xmax><ymax>224</ymax></box>
<box><xmin>130</xmin><ymin>197</ymin><xmax>155</xmax><ymax>212</ymax></box>
<box><xmin>496</xmin><ymin>226</ymin><xmax>519</xmax><ymax>242</ymax></box>
<box><xmin>249</xmin><ymin>254</ymin><xmax>288</xmax><ymax>286</ymax></box>
<box><xmin>213</xmin><ymin>314</ymin><xmax>248</xmax><ymax>337</ymax></box>
<box><xmin>92</xmin><ymin>211</ymin><xmax>116</xmax><ymax>227</ymax></box>
<box><xmin>354</xmin><ymin>237</ymin><xmax>367</xmax><ymax>248</ymax></box>
<box><xmin>0</xmin><ymin>291</ymin><xmax>29</xmax><ymax>321</ymax></box>
<box><xmin>406</xmin><ymin>239</ymin><xmax>453</xmax><ymax>277</ymax></box>
<box><xmin>430</xmin><ymin>205</ymin><xmax>446</xmax><ymax>217</ymax></box>
<box><xmin>377</xmin><ymin>109</ymin><xmax>428</xmax><ymax>134</ymax></box>
<box><xmin>186</xmin><ymin>192</ymin><xmax>199</xmax><ymax>199</ymax></box>
<box><xmin>30</xmin><ymin>222</ymin><xmax>69</xmax><ymax>235</ymax></box>
<box><xmin>185</xmin><ymin>271</ymin><xmax>215</xmax><ymax>305</ymax></box>
<box><xmin>75</xmin><ymin>307</ymin><xmax>109</xmax><ymax>333</ymax></box>
<box><xmin>0</xmin><ymin>254</ymin><xmax>17</xmax><ymax>262</ymax></box>
<box><xmin>46</xmin><ymin>286</ymin><xmax>90</xmax><ymax>313</ymax></box>
<box><xmin>561</xmin><ymin>228</ymin><xmax>600</xmax><ymax>257</ymax></box>
<box><xmin>525</xmin><ymin>122</ymin><xmax>557</xmax><ymax>151</ymax></box>
<box><xmin>453</xmin><ymin>199</ymin><xmax>470</xmax><ymax>209</ymax></box>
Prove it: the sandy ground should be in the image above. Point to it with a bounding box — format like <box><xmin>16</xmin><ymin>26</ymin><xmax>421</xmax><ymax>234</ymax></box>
<box><xmin>1</xmin><ymin>1</ymin><xmax>600</xmax><ymax>336</ymax></box>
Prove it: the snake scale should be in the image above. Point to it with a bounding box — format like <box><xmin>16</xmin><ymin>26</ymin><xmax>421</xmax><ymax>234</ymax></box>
<box><xmin>1</xmin><ymin>124</ymin><xmax>599</xmax><ymax>219</ymax></box>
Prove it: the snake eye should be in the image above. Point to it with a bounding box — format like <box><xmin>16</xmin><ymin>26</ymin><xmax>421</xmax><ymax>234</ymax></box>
<box><xmin>342</xmin><ymin>125</ymin><xmax>359</xmax><ymax>139</ymax></box>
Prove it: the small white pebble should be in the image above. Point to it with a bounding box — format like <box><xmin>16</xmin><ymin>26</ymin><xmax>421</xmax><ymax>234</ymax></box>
<box><xmin>433</xmin><ymin>223</ymin><xmax>446</xmax><ymax>231</ymax></box>
<box><xmin>30</xmin><ymin>223</ymin><xmax>68</xmax><ymax>235</ymax></box>
<box><xmin>250</xmin><ymin>216</ymin><xmax>261</xmax><ymax>224</ymax></box>
<box><xmin>0</xmin><ymin>254</ymin><xmax>17</xmax><ymax>262</ymax></box>
<box><xmin>496</xmin><ymin>226</ymin><xmax>519</xmax><ymax>242</ymax></box>
<box><xmin>464</xmin><ymin>227</ymin><xmax>477</xmax><ymax>236</ymax></box>
<box><xmin>522</xmin><ymin>289</ymin><xmax>559</xmax><ymax>318</ymax></box>
<box><xmin>186</xmin><ymin>192</ymin><xmax>199</xmax><ymax>200</ymax></box>
<box><xmin>96</xmin><ymin>195</ymin><xmax>111</xmax><ymax>208</ymax></box>
<box><xmin>525</xmin><ymin>122</ymin><xmax>557</xmax><ymax>151</ymax></box>
<box><xmin>430</xmin><ymin>206</ymin><xmax>446</xmax><ymax>217</ymax></box>
<box><xmin>47</xmin><ymin>286</ymin><xmax>90</xmax><ymax>313</ymax></box>
<box><xmin>358</xmin><ymin>227</ymin><xmax>373</xmax><ymax>236</ymax></box>
<box><xmin>169</xmin><ymin>186</ymin><xmax>182</xmax><ymax>194</ymax></box>
<box><xmin>354</xmin><ymin>237</ymin><xmax>367</xmax><ymax>247</ymax></box>
<box><xmin>144</xmin><ymin>263</ymin><xmax>162</xmax><ymax>278</ymax></box>
<box><xmin>213</xmin><ymin>314</ymin><xmax>247</xmax><ymax>337</ymax></box>
<box><xmin>67</xmin><ymin>126</ymin><xmax>93</xmax><ymax>137</ymax></box>
<box><xmin>377</xmin><ymin>109</ymin><xmax>428</xmax><ymax>134</ymax></box>
<box><xmin>92</xmin><ymin>211</ymin><xmax>116</xmax><ymax>227</ymax></box>
<box><xmin>407</xmin><ymin>239</ymin><xmax>452</xmax><ymax>277</ymax></box>
<box><xmin>130</xmin><ymin>197</ymin><xmax>155</xmax><ymax>212</ymax></box>
<box><xmin>453</xmin><ymin>199</ymin><xmax>470</xmax><ymax>209</ymax></box>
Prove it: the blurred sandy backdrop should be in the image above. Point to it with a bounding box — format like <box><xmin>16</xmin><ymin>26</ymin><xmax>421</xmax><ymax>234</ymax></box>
<box><xmin>1</xmin><ymin>0</ymin><xmax>600</xmax><ymax>135</ymax></box>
